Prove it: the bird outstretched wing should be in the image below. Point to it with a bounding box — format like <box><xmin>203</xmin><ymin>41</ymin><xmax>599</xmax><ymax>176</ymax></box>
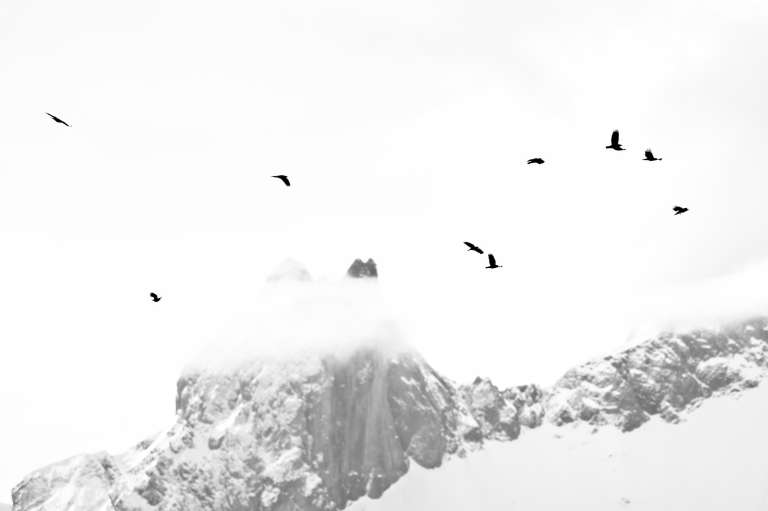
<box><xmin>464</xmin><ymin>241</ymin><xmax>483</xmax><ymax>253</ymax></box>
<box><xmin>272</xmin><ymin>175</ymin><xmax>290</xmax><ymax>186</ymax></box>
<box><xmin>46</xmin><ymin>112</ymin><xmax>69</xmax><ymax>126</ymax></box>
<box><xmin>611</xmin><ymin>130</ymin><xmax>620</xmax><ymax>146</ymax></box>
<box><xmin>488</xmin><ymin>254</ymin><xmax>496</xmax><ymax>266</ymax></box>
<box><xmin>645</xmin><ymin>149</ymin><xmax>653</xmax><ymax>159</ymax></box>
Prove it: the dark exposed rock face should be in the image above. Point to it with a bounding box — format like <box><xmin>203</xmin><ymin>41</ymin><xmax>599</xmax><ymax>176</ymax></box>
<box><xmin>346</xmin><ymin>259</ymin><xmax>378</xmax><ymax>279</ymax></box>
<box><xmin>12</xmin><ymin>317</ymin><xmax>768</xmax><ymax>511</ymax></box>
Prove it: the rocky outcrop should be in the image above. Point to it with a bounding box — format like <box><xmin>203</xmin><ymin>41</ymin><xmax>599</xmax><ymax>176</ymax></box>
<box><xmin>13</xmin><ymin>316</ymin><xmax>768</xmax><ymax>511</ymax></box>
<box><xmin>458</xmin><ymin>379</ymin><xmax>545</xmax><ymax>441</ymax></box>
<box><xmin>346</xmin><ymin>259</ymin><xmax>378</xmax><ymax>279</ymax></box>
<box><xmin>546</xmin><ymin>317</ymin><xmax>768</xmax><ymax>431</ymax></box>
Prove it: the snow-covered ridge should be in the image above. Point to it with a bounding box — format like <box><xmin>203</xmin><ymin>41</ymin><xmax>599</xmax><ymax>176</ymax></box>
<box><xmin>12</xmin><ymin>316</ymin><xmax>768</xmax><ymax>511</ymax></box>
<box><xmin>546</xmin><ymin>317</ymin><xmax>768</xmax><ymax>431</ymax></box>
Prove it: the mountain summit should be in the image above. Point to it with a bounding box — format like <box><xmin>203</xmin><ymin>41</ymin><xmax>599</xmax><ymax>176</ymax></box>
<box><xmin>346</xmin><ymin>259</ymin><xmax>378</xmax><ymax>279</ymax></box>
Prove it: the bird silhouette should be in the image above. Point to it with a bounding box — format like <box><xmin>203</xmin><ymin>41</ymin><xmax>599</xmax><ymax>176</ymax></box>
<box><xmin>150</xmin><ymin>292</ymin><xmax>162</xmax><ymax>302</ymax></box>
<box><xmin>464</xmin><ymin>241</ymin><xmax>484</xmax><ymax>254</ymax></box>
<box><xmin>643</xmin><ymin>149</ymin><xmax>662</xmax><ymax>161</ymax></box>
<box><xmin>485</xmin><ymin>254</ymin><xmax>502</xmax><ymax>269</ymax></box>
<box><xmin>673</xmin><ymin>206</ymin><xmax>689</xmax><ymax>215</ymax></box>
<box><xmin>45</xmin><ymin>112</ymin><xmax>70</xmax><ymax>127</ymax></box>
<box><xmin>527</xmin><ymin>157</ymin><xmax>545</xmax><ymax>164</ymax></box>
<box><xmin>605</xmin><ymin>130</ymin><xmax>625</xmax><ymax>151</ymax></box>
<box><xmin>272</xmin><ymin>175</ymin><xmax>290</xmax><ymax>187</ymax></box>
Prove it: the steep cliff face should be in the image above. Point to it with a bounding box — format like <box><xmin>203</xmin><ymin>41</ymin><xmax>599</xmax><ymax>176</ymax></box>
<box><xmin>12</xmin><ymin>315</ymin><xmax>768</xmax><ymax>511</ymax></box>
<box><xmin>12</xmin><ymin>349</ymin><xmax>487</xmax><ymax>511</ymax></box>
<box><xmin>151</xmin><ymin>348</ymin><xmax>477</xmax><ymax>511</ymax></box>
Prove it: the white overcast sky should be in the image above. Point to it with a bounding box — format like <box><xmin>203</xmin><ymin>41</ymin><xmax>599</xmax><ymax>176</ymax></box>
<box><xmin>2</xmin><ymin>0</ymin><xmax>768</xmax><ymax>500</ymax></box>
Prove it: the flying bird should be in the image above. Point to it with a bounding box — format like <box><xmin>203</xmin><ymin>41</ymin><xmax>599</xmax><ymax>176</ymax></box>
<box><xmin>45</xmin><ymin>112</ymin><xmax>70</xmax><ymax>127</ymax></box>
<box><xmin>272</xmin><ymin>174</ymin><xmax>290</xmax><ymax>187</ymax></box>
<box><xmin>605</xmin><ymin>130</ymin><xmax>625</xmax><ymax>151</ymax></box>
<box><xmin>464</xmin><ymin>241</ymin><xmax>484</xmax><ymax>254</ymax></box>
<box><xmin>485</xmin><ymin>254</ymin><xmax>502</xmax><ymax>269</ymax></box>
<box><xmin>527</xmin><ymin>158</ymin><xmax>545</xmax><ymax>164</ymax></box>
<box><xmin>673</xmin><ymin>206</ymin><xmax>689</xmax><ymax>215</ymax></box>
<box><xmin>149</xmin><ymin>292</ymin><xmax>162</xmax><ymax>302</ymax></box>
<box><xmin>643</xmin><ymin>149</ymin><xmax>662</xmax><ymax>161</ymax></box>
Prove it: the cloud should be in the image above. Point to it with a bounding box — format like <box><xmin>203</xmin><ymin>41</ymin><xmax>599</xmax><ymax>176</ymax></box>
<box><xmin>183</xmin><ymin>260</ymin><xmax>411</xmax><ymax>373</ymax></box>
<box><xmin>626</xmin><ymin>259</ymin><xmax>768</xmax><ymax>343</ymax></box>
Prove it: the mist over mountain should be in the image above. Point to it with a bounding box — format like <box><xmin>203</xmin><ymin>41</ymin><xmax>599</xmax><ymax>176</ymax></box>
<box><xmin>184</xmin><ymin>259</ymin><xmax>408</xmax><ymax>374</ymax></box>
<box><xmin>11</xmin><ymin>260</ymin><xmax>768</xmax><ymax>511</ymax></box>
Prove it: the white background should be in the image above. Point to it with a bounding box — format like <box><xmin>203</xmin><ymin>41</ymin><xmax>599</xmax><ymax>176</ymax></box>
<box><xmin>1</xmin><ymin>0</ymin><xmax>768</xmax><ymax>501</ymax></box>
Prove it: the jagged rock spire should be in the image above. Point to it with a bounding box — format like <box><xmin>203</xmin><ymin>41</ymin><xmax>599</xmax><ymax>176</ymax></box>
<box><xmin>347</xmin><ymin>258</ymin><xmax>378</xmax><ymax>279</ymax></box>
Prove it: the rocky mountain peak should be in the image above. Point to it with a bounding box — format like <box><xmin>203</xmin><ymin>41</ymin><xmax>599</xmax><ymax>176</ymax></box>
<box><xmin>346</xmin><ymin>259</ymin><xmax>378</xmax><ymax>279</ymax></box>
<box><xmin>12</xmin><ymin>316</ymin><xmax>768</xmax><ymax>511</ymax></box>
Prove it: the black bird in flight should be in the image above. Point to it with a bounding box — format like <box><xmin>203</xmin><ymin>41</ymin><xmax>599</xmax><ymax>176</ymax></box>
<box><xmin>464</xmin><ymin>241</ymin><xmax>484</xmax><ymax>254</ymax></box>
<box><xmin>673</xmin><ymin>206</ymin><xmax>689</xmax><ymax>216</ymax></box>
<box><xmin>272</xmin><ymin>175</ymin><xmax>290</xmax><ymax>187</ymax></box>
<box><xmin>527</xmin><ymin>158</ymin><xmax>545</xmax><ymax>164</ymax></box>
<box><xmin>605</xmin><ymin>130</ymin><xmax>625</xmax><ymax>151</ymax></box>
<box><xmin>485</xmin><ymin>254</ymin><xmax>502</xmax><ymax>269</ymax></box>
<box><xmin>643</xmin><ymin>149</ymin><xmax>662</xmax><ymax>161</ymax></box>
<box><xmin>150</xmin><ymin>292</ymin><xmax>162</xmax><ymax>302</ymax></box>
<box><xmin>45</xmin><ymin>112</ymin><xmax>70</xmax><ymax>127</ymax></box>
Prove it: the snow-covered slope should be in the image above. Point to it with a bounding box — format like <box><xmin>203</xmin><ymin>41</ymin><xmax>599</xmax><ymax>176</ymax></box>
<box><xmin>1</xmin><ymin>503</ymin><xmax>11</xmax><ymax>511</ymax></box>
<box><xmin>11</xmin><ymin>260</ymin><xmax>768</xmax><ymax>511</ymax></box>
<box><xmin>349</xmin><ymin>380</ymin><xmax>768</xmax><ymax>511</ymax></box>
<box><xmin>12</xmin><ymin>347</ymin><xmax>490</xmax><ymax>511</ymax></box>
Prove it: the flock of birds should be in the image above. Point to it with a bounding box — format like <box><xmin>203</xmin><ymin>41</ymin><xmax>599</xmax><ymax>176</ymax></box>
<box><xmin>43</xmin><ymin>114</ymin><xmax>686</xmax><ymax>283</ymax></box>
<box><xmin>463</xmin><ymin>242</ymin><xmax>501</xmax><ymax>269</ymax></box>
<box><xmin>466</xmin><ymin>129</ymin><xmax>686</xmax><ymax>270</ymax></box>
